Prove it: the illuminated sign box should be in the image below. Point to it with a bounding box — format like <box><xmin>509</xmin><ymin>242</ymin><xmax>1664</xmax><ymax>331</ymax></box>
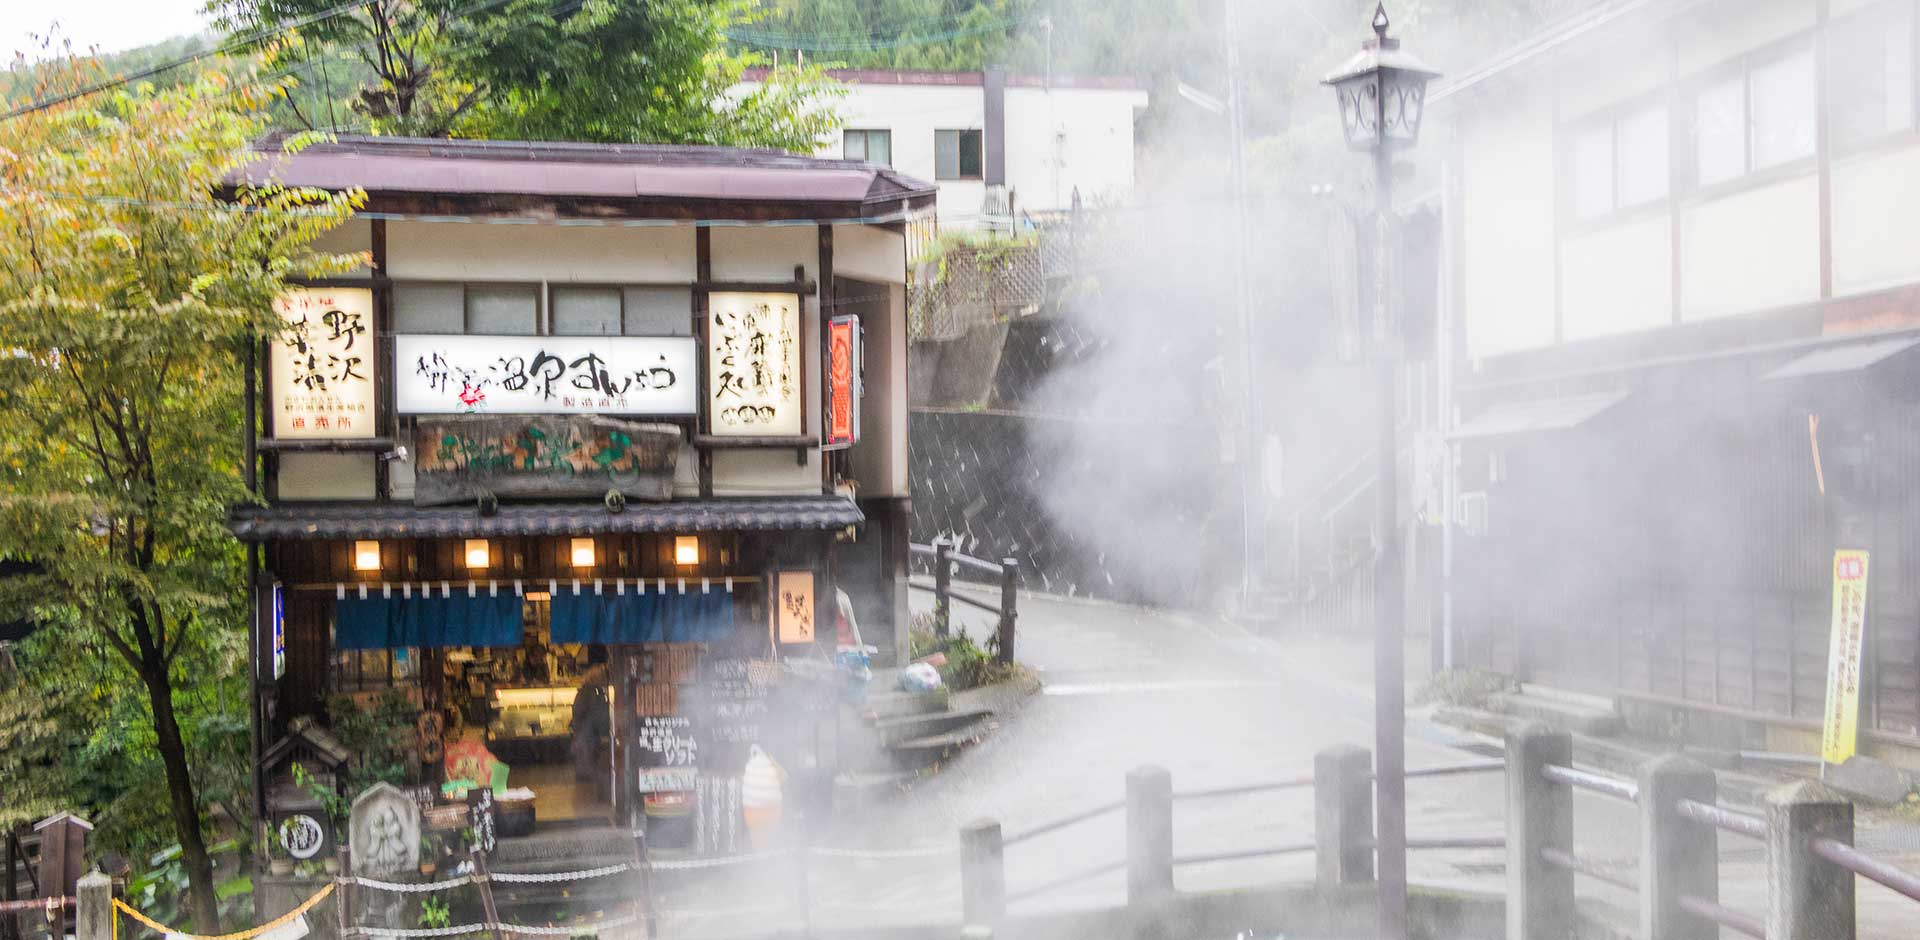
<box><xmin>395</xmin><ymin>335</ymin><xmax>698</xmax><ymax>416</ymax></box>
<box><xmin>707</xmin><ymin>292</ymin><xmax>803</xmax><ymax>438</ymax></box>
<box><xmin>824</xmin><ymin>315</ymin><xmax>862</xmax><ymax>450</ymax></box>
<box><xmin>270</xmin><ymin>288</ymin><xmax>378</xmax><ymax>439</ymax></box>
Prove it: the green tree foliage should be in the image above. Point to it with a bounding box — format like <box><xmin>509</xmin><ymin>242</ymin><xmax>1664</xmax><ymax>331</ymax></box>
<box><xmin>213</xmin><ymin>0</ymin><xmax>846</xmax><ymax>148</ymax></box>
<box><xmin>0</xmin><ymin>60</ymin><xmax>362</xmax><ymax>930</ymax></box>
<box><xmin>448</xmin><ymin>0</ymin><xmax>844</xmax><ymax>148</ymax></box>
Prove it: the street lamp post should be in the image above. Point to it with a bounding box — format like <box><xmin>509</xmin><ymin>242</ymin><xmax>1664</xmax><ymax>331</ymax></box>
<box><xmin>1322</xmin><ymin>6</ymin><xmax>1439</xmax><ymax>940</ymax></box>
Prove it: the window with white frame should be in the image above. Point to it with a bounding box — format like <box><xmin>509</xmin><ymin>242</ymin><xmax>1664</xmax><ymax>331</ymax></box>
<box><xmin>934</xmin><ymin>129</ymin><xmax>984</xmax><ymax>180</ymax></box>
<box><xmin>843</xmin><ymin>129</ymin><xmax>892</xmax><ymax>166</ymax></box>
<box><xmin>1829</xmin><ymin>0</ymin><xmax>1916</xmax><ymax>148</ymax></box>
<box><xmin>1691</xmin><ymin>41</ymin><xmax>1816</xmax><ymax>187</ymax></box>
<box><xmin>1569</xmin><ymin>101</ymin><xmax>1670</xmax><ymax>220</ymax></box>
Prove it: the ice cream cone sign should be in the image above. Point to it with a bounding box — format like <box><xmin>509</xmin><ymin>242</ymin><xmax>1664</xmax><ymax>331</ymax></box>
<box><xmin>741</xmin><ymin>746</ymin><xmax>786</xmax><ymax>848</ymax></box>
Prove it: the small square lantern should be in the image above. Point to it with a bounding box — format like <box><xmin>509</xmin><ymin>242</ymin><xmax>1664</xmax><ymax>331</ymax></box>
<box><xmin>674</xmin><ymin>536</ymin><xmax>700</xmax><ymax>567</ymax></box>
<box><xmin>353</xmin><ymin>540</ymin><xmax>381</xmax><ymax>572</ymax></box>
<box><xmin>1323</xmin><ymin>4</ymin><xmax>1442</xmax><ymax>152</ymax></box>
<box><xmin>570</xmin><ymin>537</ymin><xmax>596</xmax><ymax>568</ymax></box>
<box><xmin>464</xmin><ymin>539</ymin><xmax>490</xmax><ymax>569</ymax></box>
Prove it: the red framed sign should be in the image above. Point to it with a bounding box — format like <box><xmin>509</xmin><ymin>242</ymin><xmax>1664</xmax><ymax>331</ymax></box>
<box><xmin>824</xmin><ymin>315</ymin><xmax>862</xmax><ymax>450</ymax></box>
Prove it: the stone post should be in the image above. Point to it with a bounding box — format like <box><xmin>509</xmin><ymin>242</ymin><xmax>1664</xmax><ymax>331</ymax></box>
<box><xmin>1506</xmin><ymin>724</ymin><xmax>1572</xmax><ymax>940</ymax></box>
<box><xmin>1639</xmin><ymin>754</ymin><xmax>1718</xmax><ymax>940</ymax></box>
<box><xmin>1315</xmin><ymin>745</ymin><xmax>1374</xmax><ymax>886</ymax></box>
<box><xmin>1765</xmin><ymin>780</ymin><xmax>1854</xmax><ymax>940</ymax></box>
<box><xmin>74</xmin><ymin>872</ymin><xmax>110</xmax><ymax>940</ymax></box>
<box><xmin>1125</xmin><ymin>765</ymin><xmax>1174</xmax><ymax>907</ymax></box>
<box><xmin>959</xmin><ymin>819</ymin><xmax>1005</xmax><ymax>927</ymax></box>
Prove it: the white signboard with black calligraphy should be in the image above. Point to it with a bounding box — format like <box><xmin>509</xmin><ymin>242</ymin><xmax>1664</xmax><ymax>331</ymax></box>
<box><xmin>395</xmin><ymin>335</ymin><xmax>698</xmax><ymax>416</ymax></box>
<box><xmin>270</xmin><ymin>288</ymin><xmax>377</xmax><ymax>439</ymax></box>
<box><xmin>707</xmin><ymin>291</ymin><xmax>803</xmax><ymax>437</ymax></box>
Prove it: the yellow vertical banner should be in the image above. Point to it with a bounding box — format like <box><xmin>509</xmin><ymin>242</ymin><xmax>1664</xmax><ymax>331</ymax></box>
<box><xmin>1821</xmin><ymin>549</ymin><xmax>1871</xmax><ymax>765</ymax></box>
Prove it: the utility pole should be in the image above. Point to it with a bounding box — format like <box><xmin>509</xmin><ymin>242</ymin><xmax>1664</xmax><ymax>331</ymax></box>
<box><xmin>1224</xmin><ymin>0</ymin><xmax>1261</xmax><ymax>608</ymax></box>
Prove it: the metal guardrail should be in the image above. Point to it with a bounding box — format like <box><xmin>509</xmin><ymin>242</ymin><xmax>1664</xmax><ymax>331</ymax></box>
<box><xmin>1811</xmin><ymin>835</ymin><xmax>1920</xmax><ymax>904</ymax></box>
<box><xmin>1001</xmin><ymin>801</ymin><xmax>1125</xmax><ymax>847</ymax></box>
<box><xmin>1523</xmin><ymin>729</ymin><xmax>1920</xmax><ymax>940</ymax></box>
<box><xmin>1540</xmin><ymin>763</ymin><xmax>1640</xmax><ymax>803</ymax></box>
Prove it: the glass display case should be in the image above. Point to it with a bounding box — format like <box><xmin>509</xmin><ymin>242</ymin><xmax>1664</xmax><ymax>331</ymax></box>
<box><xmin>486</xmin><ymin>686</ymin><xmax>578</xmax><ymax>762</ymax></box>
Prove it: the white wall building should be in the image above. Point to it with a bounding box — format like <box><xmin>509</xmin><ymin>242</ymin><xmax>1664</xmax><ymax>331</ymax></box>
<box><xmin>736</xmin><ymin>68</ymin><xmax>1149</xmax><ymax>227</ymax></box>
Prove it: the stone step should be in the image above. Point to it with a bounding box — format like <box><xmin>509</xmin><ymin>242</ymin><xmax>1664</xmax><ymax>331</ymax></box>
<box><xmin>889</xmin><ymin>718</ymin><xmax>996</xmax><ymax>769</ymax></box>
<box><xmin>873</xmin><ymin>706</ymin><xmax>996</xmax><ymax>745</ymax></box>
<box><xmin>832</xmin><ymin>769</ymin><xmax>923</xmax><ymax>812</ymax></box>
<box><xmin>1488</xmin><ymin>691</ymin><xmax>1624</xmax><ymax>737</ymax></box>
<box><xmin>866</xmin><ymin>686</ymin><xmax>951</xmax><ymax>719</ymax></box>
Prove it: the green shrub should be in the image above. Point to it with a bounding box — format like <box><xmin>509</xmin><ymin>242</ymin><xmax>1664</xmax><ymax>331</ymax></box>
<box><xmin>1415</xmin><ymin>669</ymin><xmax>1517</xmax><ymax>708</ymax></box>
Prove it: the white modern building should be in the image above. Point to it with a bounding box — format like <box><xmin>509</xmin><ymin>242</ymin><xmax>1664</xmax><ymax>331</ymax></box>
<box><xmin>737</xmin><ymin>68</ymin><xmax>1149</xmax><ymax>226</ymax></box>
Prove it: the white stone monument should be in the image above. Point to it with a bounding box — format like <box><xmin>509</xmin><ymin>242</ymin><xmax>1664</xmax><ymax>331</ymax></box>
<box><xmin>348</xmin><ymin>782</ymin><xmax>420</xmax><ymax>877</ymax></box>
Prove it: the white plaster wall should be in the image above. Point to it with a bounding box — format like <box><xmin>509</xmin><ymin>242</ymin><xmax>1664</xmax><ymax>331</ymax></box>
<box><xmin>732</xmin><ymin>77</ymin><xmax>1145</xmax><ymax>223</ymax></box>
<box><xmin>1459</xmin><ymin>91</ymin><xmax>1559</xmax><ymax>359</ymax></box>
<box><xmin>1832</xmin><ymin>141</ymin><xmax>1920</xmax><ymax>295</ymax></box>
<box><xmin>386</xmin><ymin>221</ymin><xmax>696</xmax><ymax>281</ymax></box>
<box><xmin>1675</xmin><ymin>0</ymin><xmax>1814</xmax><ymax>75</ymax></box>
<box><xmin>1559</xmin><ymin>38</ymin><xmax>1669</xmax><ymax>121</ymax></box>
<box><xmin>309</xmin><ymin>218</ymin><xmax>373</xmax><ymax>277</ymax></box>
<box><xmin>1560</xmin><ymin>215</ymin><xmax>1673</xmax><ymax>341</ymax></box>
<box><xmin>709</xmin><ymin>225</ymin><xmax>817</xmax><ymax>282</ymax></box>
<box><xmin>831</xmin><ymin>224</ymin><xmax>907</xmax><ymax>284</ymax></box>
<box><xmin>845</xmin><ymin>281</ymin><xmax>908</xmax><ymax>499</ymax></box>
<box><xmin>1679</xmin><ymin>174</ymin><xmax>1821</xmax><ymax>320</ymax></box>
<box><xmin>1002</xmin><ymin>86</ymin><xmax>1148</xmax><ymax>212</ymax></box>
<box><xmin>278</xmin><ymin>453</ymin><xmax>376</xmax><ymax>500</ymax></box>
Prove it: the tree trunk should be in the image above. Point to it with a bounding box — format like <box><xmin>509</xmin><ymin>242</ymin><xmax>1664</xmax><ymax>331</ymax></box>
<box><xmin>140</xmin><ymin>655</ymin><xmax>221</xmax><ymax>933</ymax></box>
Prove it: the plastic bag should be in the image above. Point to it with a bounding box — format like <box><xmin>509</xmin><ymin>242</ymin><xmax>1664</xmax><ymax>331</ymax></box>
<box><xmin>900</xmin><ymin>661</ymin><xmax>944</xmax><ymax>692</ymax></box>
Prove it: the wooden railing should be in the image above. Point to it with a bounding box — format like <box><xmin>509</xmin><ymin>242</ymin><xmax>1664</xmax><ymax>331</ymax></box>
<box><xmin>908</xmin><ymin>539</ymin><xmax>1020</xmax><ymax>665</ymax></box>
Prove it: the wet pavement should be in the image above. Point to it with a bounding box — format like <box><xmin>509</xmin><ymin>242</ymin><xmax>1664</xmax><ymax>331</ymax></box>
<box><xmin>646</xmin><ymin>587</ymin><xmax>1920</xmax><ymax>938</ymax></box>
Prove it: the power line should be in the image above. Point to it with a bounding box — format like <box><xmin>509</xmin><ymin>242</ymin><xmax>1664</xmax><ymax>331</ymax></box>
<box><xmin>0</xmin><ymin>0</ymin><xmax>374</xmax><ymax>122</ymax></box>
<box><xmin>725</xmin><ymin>13</ymin><xmax>1033</xmax><ymax>53</ymax></box>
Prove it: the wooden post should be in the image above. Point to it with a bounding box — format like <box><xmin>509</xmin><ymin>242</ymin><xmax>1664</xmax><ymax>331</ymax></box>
<box><xmin>959</xmin><ymin>820</ymin><xmax>1005</xmax><ymax>927</ymax></box>
<box><xmin>469</xmin><ymin>849</ymin><xmax>505</xmax><ymax>940</ymax></box>
<box><xmin>630</xmin><ymin>828</ymin><xmax>658</xmax><ymax>940</ymax></box>
<box><xmin>333</xmin><ymin>847</ymin><xmax>354</xmax><ymax>940</ymax></box>
<box><xmin>4</xmin><ymin>829</ymin><xmax>19</xmax><ymax>940</ymax></box>
<box><xmin>934</xmin><ymin>540</ymin><xmax>952</xmax><ymax>637</ymax></box>
<box><xmin>996</xmin><ymin>558</ymin><xmax>1019</xmax><ymax>666</ymax></box>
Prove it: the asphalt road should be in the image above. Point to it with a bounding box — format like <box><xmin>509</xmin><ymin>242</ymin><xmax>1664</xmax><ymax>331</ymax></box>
<box><xmin>645</xmin><ymin>588</ymin><xmax>1919</xmax><ymax>938</ymax></box>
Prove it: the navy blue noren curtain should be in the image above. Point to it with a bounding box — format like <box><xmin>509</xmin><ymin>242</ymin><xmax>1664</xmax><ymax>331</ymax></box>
<box><xmin>333</xmin><ymin>594</ymin><xmax>524</xmax><ymax>650</ymax></box>
<box><xmin>550</xmin><ymin>590</ymin><xmax>736</xmax><ymax>645</ymax></box>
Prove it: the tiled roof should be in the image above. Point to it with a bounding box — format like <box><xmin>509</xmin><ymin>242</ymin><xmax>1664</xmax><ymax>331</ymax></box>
<box><xmin>231</xmin><ymin>497</ymin><xmax>863</xmax><ymax>541</ymax></box>
<box><xmin>236</xmin><ymin>133</ymin><xmax>936</xmax><ymax>214</ymax></box>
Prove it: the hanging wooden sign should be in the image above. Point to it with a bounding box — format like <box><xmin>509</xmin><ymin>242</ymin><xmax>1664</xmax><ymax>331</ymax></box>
<box><xmin>412</xmin><ymin>415</ymin><xmax>681</xmax><ymax>506</ymax></box>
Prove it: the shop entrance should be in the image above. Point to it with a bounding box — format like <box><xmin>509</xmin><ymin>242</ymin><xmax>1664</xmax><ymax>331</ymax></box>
<box><xmin>443</xmin><ymin>593</ymin><xmax>614</xmax><ymax>827</ymax></box>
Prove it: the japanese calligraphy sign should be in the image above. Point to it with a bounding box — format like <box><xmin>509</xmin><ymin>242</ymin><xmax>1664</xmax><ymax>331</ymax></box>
<box><xmin>395</xmin><ymin>335</ymin><xmax>697</xmax><ymax>416</ymax></box>
<box><xmin>824</xmin><ymin>315</ymin><xmax>862</xmax><ymax>450</ymax></box>
<box><xmin>1821</xmin><ymin>549</ymin><xmax>1871</xmax><ymax>765</ymax></box>
<box><xmin>707</xmin><ymin>292</ymin><xmax>803</xmax><ymax>437</ymax></box>
<box><xmin>412</xmin><ymin>415</ymin><xmax>681</xmax><ymax>506</ymax></box>
<box><xmin>774</xmin><ymin>570</ymin><xmax>816</xmax><ymax>645</ymax></box>
<box><xmin>270</xmin><ymin>288</ymin><xmax>376</xmax><ymax>439</ymax></box>
<box><xmin>635</xmin><ymin>716</ymin><xmax>698</xmax><ymax>768</ymax></box>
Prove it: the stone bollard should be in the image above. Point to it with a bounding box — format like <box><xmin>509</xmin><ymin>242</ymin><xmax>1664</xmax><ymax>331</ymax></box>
<box><xmin>75</xmin><ymin>871</ymin><xmax>111</xmax><ymax>940</ymax></box>
<box><xmin>1765</xmin><ymin>780</ymin><xmax>1854</xmax><ymax>940</ymax></box>
<box><xmin>995</xmin><ymin>558</ymin><xmax>1019</xmax><ymax>666</ymax></box>
<box><xmin>1506</xmin><ymin>724</ymin><xmax>1572</xmax><ymax>940</ymax></box>
<box><xmin>1314</xmin><ymin>745</ymin><xmax>1374</xmax><ymax>887</ymax></box>
<box><xmin>1639</xmin><ymin>754</ymin><xmax>1718</xmax><ymax>940</ymax></box>
<box><xmin>1126</xmin><ymin>765</ymin><xmax>1174</xmax><ymax>907</ymax></box>
<box><xmin>960</xmin><ymin>819</ymin><xmax>1006</xmax><ymax>927</ymax></box>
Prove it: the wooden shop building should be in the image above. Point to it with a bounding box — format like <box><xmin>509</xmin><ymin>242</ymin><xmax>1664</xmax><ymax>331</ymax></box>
<box><xmin>229</xmin><ymin>135</ymin><xmax>932</xmax><ymax>854</ymax></box>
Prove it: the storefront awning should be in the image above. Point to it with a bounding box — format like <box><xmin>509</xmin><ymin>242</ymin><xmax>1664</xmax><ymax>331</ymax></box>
<box><xmin>1449</xmin><ymin>390</ymin><xmax>1629</xmax><ymax>440</ymax></box>
<box><xmin>1761</xmin><ymin>335</ymin><xmax>1920</xmax><ymax>380</ymax></box>
<box><xmin>230</xmin><ymin>497</ymin><xmax>864</xmax><ymax>542</ymax></box>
